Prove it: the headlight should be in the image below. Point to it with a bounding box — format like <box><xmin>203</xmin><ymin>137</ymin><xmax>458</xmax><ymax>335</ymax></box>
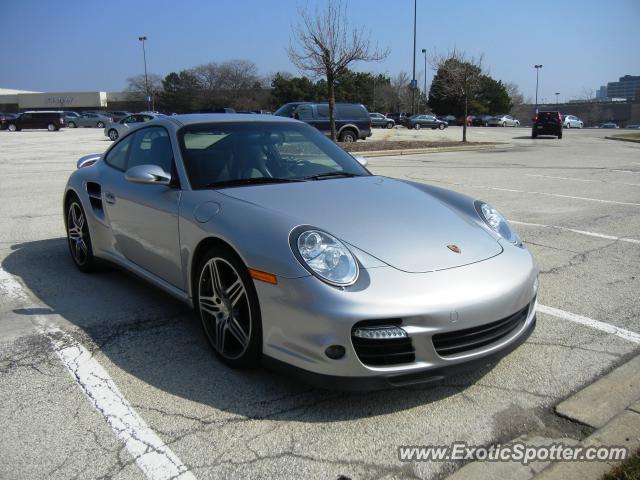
<box><xmin>475</xmin><ymin>201</ymin><xmax>522</xmax><ymax>246</ymax></box>
<box><xmin>293</xmin><ymin>228</ymin><xmax>358</xmax><ymax>286</ymax></box>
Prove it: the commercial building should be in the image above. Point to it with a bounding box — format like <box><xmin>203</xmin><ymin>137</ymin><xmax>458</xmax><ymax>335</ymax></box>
<box><xmin>606</xmin><ymin>75</ymin><xmax>640</xmax><ymax>101</ymax></box>
<box><xmin>0</xmin><ymin>88</ymin><xmax>144</xmax><ymax>112</ymax></box>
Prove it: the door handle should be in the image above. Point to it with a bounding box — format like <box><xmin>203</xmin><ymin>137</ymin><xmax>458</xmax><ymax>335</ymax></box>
<box><xmin>104</xmin><ymin>192</ymin><xmax>116</xmax><ymax>205</ymax></box>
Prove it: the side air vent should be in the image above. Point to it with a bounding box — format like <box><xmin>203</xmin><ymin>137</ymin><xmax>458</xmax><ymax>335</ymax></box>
<box><xmin>86</xmin><ymin>182</ymin><xmax>103</xmax><ymax>213</ymax></box>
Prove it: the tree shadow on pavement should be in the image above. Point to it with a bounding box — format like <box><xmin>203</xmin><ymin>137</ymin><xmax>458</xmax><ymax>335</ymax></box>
<box><xmin>3</xmin><ymin>237</ymin><xmax>497</xmax><ymax>422</ymax></box>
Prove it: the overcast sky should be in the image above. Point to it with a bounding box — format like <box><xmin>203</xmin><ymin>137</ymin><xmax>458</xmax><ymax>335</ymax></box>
<box><xmin>1</xmin><ymin>0</ymin><xmax>638</xmax><ymax>102</ymax></box>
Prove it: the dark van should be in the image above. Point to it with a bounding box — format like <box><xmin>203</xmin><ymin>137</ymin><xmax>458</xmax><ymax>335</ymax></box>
<box><xmin>275</xmin><ymin>102</ymin><xmax>372</xmax><ymax>142</ymax></box>
<box><xmin>6</xmin><ymin>111</ymin><xmax>66</xmax><ymax>131</ymax></box>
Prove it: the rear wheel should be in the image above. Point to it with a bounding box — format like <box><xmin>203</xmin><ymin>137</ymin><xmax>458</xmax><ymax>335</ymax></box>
<box><xmin>438</xmin><ymin>123</ymin><xmax>445</xmax><ymax>130</ymax></box>
<box><xmin>68</xmin><ymin>121</ymin><xmax>76</xmax><ymax>128</ymax></box>
<box><xmin>47</xmin><ymin>123</ymin><xmax>57</xmax><ymax>132</ymax></box>
<box><xmin>532</xmin><ymin>130</ymin><xmax>537</xmax><ymax>139</ymax></box>
<box><xmin>558</xmin><ymin>131</ymin><xmax>563</xmax><ymax>139</ymax></box>
<box><xmin>565</xmin><ymin>123</ymin><xmax>570</xmax><ymax>129</ymax></box>
<box><xmin>386</xmin><ymin>122</ymin><xmax>394</xmax><ymax>129</ymax></box>
<box><xmin>195</xmin><ymin>247</ymin><xmax>262</xmax><ymax>367</ymax></box>
<box><xmin>108</xmin><ymin>129</ymin><xmax>119</xmax><ymax>141</ymax></box>
<box><xmin>414</xmin><ymin>123</ymin><xmax>421</xmax><ymax>130</ymax></box>
<box><xmin>66</xmin><ymin>197</ymin><xmax>96</xmax><ymax>272</ymax></box>
<box><xmin>8</xmin><ymin>124</ymin><xmax>17</xmax><ymax>132</ymax></box>
<box><xmin>96</xmin><ymin>121</ymin><xmax>105</xmax><ymax>128</ymax></box>
<box><xmin>502</xmin><ymin>121</ymin><xmax>507</xmax><ymax>127</ymax></box>
<box><xmin>339</xmin><ymin>129</ymin><xmax>357</xmax><ymax>142</ymax></box>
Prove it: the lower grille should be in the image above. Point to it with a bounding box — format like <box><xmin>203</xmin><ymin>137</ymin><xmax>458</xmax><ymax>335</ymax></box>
<box><xmin>351</xmin><ymin>321</ymin><xmax>415</xmax><ymax>366</ymax></box>
<box><xmin>432</xmin><ymin>304</ymin><xmax>529</xmax><ymax>357</ymax></box>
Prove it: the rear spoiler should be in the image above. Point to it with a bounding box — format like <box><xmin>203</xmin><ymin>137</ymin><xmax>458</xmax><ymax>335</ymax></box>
<box><xmin>77</xmin><ymin>154</ymin><xmax>101</xmax><ymax>169</ymax></box>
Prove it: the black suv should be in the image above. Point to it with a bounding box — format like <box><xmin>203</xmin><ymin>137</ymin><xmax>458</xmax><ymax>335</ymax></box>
<box><xmin>5</xmin><ymin>111</ymin><xmax>66</xmax><ymax>131</ymax></box>
<box><xmin>532</xmin><ymin>111</ymin><xmax>562</xmax><ymax>139</ymax></box>
<box><xmin>275</xmin><ymin>102</ymin><xmax>372</xmax><ymax>142</ymax></box>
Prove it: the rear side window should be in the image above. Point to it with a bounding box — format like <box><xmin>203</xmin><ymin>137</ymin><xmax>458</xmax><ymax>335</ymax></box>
<box><xmin>316</xmin><ymin>105</ymin><xmax>329</xmax><ymax>118</ymax></box>
<box><xmin>295</xmin><ymin>105</ymin><xmax>314</xmax><ymax>120</ymax></box>
<box><xmin>336</xmin><ymin>104</ymin><xmax>368</xmax><ymax>120</ymax></box>
<box><xmin>104</xmin><ymin>135</ymin><xmax>132</xmax><ymax>171</ymax></box>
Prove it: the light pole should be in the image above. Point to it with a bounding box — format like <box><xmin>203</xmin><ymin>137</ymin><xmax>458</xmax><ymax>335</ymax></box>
<box><xmin>411</xmin><ymin>0</ymin><xmax>417</xmax><ymax>115</ymax></box>
<box><xmin>138</xmin><ymin>36</ymin><xmax>151</xmax><ymax>111</ymax></box>
<box><xmin>534</xmin><ymin>64</ymin><xmax>543</xmax><ymax>113</ymax></box>
<box><xmin>421</xmin><ymin>48</ymin><xmax>427</xmax><ymax>111</ymax></box>
<box><xmin>555</xmin><ymin>92</ymin><xmax>560</xmax><ymax>105</ymax></box>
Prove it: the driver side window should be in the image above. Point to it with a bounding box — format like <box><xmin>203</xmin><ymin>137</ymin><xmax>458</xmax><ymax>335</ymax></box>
<box><xmin>127</xmin><ymin>127</ymin><xmax>174</xmax><ymax>174</ymax></box>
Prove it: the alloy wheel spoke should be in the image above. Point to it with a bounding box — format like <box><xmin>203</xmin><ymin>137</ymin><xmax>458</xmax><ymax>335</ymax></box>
<box><xmin>226</xmin><ymin>317</ymin><xmax>248</xmax><ymax>347</ymax></box>
<box><xmin>79</xmin><ymin>240</ymin><xmax>88</xmax><ymax>255</ymax></box>
<box><xmin>76</xmin><ymin>212</ymin><xmax>84</xmax><ymax>230</ymax></box>
<box><xmin>209</xmin><ymin>261</ymin><xmax>224</xmax><ymax>297</ymax></box>
<box><xmin>199</xmin><ymin>295</ymin><xmax>219</xmax><ymax>316</ymax></box>
<box><xmin>225</xmin><ymin>279</ymin><xmax>245</xmax><ymax>307</ymax></box>
<box><xmin>215</xmin><ymin>317</ymin><xmax>226</xmax><ymax>352</ymax></box>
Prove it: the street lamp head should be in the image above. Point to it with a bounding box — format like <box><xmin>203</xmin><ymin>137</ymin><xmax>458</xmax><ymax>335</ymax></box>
<box><xmin>138</xmin><ymin>36</ymin><xmax>147</xmax><ymax>41</ymax></box>
<box><xmin>421</xmin><ymin>48</ymin><xmax>426</xmax><ymax>53</ymax></box>
<box><xmin>534</xmin><ymin>64</ymin><xmax>543</xmax><ymax>69</ymax></box>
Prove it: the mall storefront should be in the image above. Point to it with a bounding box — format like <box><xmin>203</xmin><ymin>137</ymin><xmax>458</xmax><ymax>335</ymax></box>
<box><xmin>0</xmin><ymin>90</ymin><xmax>144</xmax><ymax>113</ymax></box>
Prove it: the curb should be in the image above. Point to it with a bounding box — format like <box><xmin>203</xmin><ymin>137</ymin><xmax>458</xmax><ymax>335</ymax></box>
<box><xmin>605</xmin><ymin>135</ymin><xmax>640</xmax><ymax>143</ymax></box>
<box><xmin>349</xmin><ymin>144</ymin><xmax>499</xmax><ymax>157</ymax></box>
<box><xmin>446</xmin><ymin>354</ymin><xmax>640</xmax><ymax>480</ymax></box>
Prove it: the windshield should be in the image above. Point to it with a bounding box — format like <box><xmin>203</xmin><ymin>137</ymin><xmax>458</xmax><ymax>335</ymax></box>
<box><xmin>273</xmin><ymin>103</ymin><xmax>302</xmax><ymax>117</ymax></box>
<box><xmin>178</xmin><ymin>122</ymin><xmax>370</xmax><ymax>189</ymax></box>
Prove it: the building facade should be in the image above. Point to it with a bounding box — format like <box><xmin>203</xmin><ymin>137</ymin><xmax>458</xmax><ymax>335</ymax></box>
<box><xmin>0</xmin><ymin>88</ymin><xmax>143</xmax><ymax>112</ymax></box>
<box><xmin>606</xmin><ymin>75</ymin><xmax>640</xmax><ymax>101</ymax></box>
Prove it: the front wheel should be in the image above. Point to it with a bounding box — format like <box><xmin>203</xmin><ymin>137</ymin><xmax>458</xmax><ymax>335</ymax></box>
<box><xmin>66</xmin><ymin>198</ymin><xmax>96</xmax><ymax>272</ymax></box>
<box><xmin>386</xmin><ymin>122</ymin><xmax>394</xmax><ymax>129</ymax></box>
<box><xmin>558</xmin><ymin>132</ymin><xmax>563</xmax><ymax>139</ymax></box>
<box><xmin>8</xmin><ymin>124</ymin><xmax>17</xmax><ymax>132</ymax></box>
<box><xmin>502</xmin><ymin>122</ymin><xmax>506</xmax><ymax>127</ymax></box>
<box><xmin>108</xmin><ymin>129</ymin><xmax>119</xmax><ymax>141</ymax></box>
<box><xmin>414</xmin><ymin>123</ymin><xmax>421</xmax><ymax>130</ymax></box>
<box><xmin>515</xmin><ymin>121</ymin><xmax>520</xmax><ymax>127</ymax></box>
<box><xmin>195</xmin><ymin>247</ymin><xmax>262</xmax><ymax>367</ymax></box>
<box><xmin>47</xmin><ymin>123</ymin><xmax>57</xmax><ymax>132</ymax></box>
<box><xmin>68</xmin><ymin>121</ymin><xmax>76</xmax><ymax>128</ymax></box>
<box><xmin>339</xmin><ymin>130</ymin><xmax>357</xmax><ymax>142</ymax></box>
<box><xmin>96</xmin><ymin>121</ymin><xmax>105</xmax><ymax>128</ymax></box>
<box><xmin>438</xmin><ymin>123</ymin><xmax>445</xmax><ymax>130</ymax></box>
<box><xmin>565</xmin><ymin>123</ymin><xmax>570</xmax><ymax>129</ymax></box>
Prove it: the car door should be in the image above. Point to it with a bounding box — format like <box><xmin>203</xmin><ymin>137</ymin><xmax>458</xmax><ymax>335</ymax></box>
<box><xmin>101</xmin><ymin>126</ymin><xmax>183</xmax><ymax>288</ymax></box>
<box><xmin>20</xmin><ymin>113</ymin><xmax>34</xmax><ymax>129</ymax></box>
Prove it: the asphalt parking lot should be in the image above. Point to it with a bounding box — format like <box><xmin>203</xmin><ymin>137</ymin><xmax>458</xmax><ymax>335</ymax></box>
<box><xmin>1</xmin><ymin>125</ymin><xmax>639</xmax><ymax>479</ymax></box>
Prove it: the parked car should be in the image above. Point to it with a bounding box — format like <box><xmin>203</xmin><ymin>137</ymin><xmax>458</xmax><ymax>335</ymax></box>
<box><xmin>104</xmin><ymin>113</ymin><xmax>159</xmax><ymax>141</ymax></box>
<box><xmin>437</xmin><ymin>115</ymin><xmax>457</xmax><ymax>125</ymax></box>
<box><xmin>72</xmin><ymin>112</ymin><xmax>113</xmax><ymax>128</ymax></box>
<box><xmin>488</xmin><ymin>114</ymin><xmax>520</xmax><ymax>127</ymax></box>
<box><xmin>403</xmin><ymin>114</ymin><xmax>448</xmax><ymax>130</ymax></box>
<box><xmin>369</xmin><ymin>112</ymin><xmax>395</xmax><ymax>129</ymax></box>
<box><xmin>562</xmin><ymin>115</ymin><xmax>583</xmax><ymax>129</ymax></box>
<box><xmin>625</xmin><ymin>124</ymin><xmax>640</xmax><ymax>129</ymax></box>
<box><xmin>457</xmin><ymin>115</ymin><xmax>475</xmax><ymax>126</ymax></box>
<box><xmin>63</xmin><ymin>113</ymin><xmax>537</xmax><ymax>389</ymax></box>
<box><xmin>63</xmin><ymin>111</ymin><xmax>81</xmax><ymax>126</ymax></box>
<box><xmin>532</xmin><ymin>111</ymin><xmax>562</xmax><ymax>139</ymax></box>
<box><xmin>471</xmin><ymin>114</ymin><xmax>494</xmax><ymax>127</ymax></box>
<box><xmin>107</xmin><ymin>111</ymin><xmax>132</xmax><ymax>123</ymax></box>
<box><xmin>290</xmin><ymin>102</ymin><xmax>372</xmax><ymax>142</ymax></box>
<box><xmin>0</xmin><ymin>112</ymin><xmax>18</xmax><ymax>130</ymax></box>
<box><xmin>599</xmin><ymin>122</ymin><xmax>619</xmax><ymax>129</ymax></box>
<box><xmin>274</xmin><ymin>102</ymin><xmax>311</xmax><ymax>118</ymax></box>
<box><xmin>5</xmin><ymin>111</ymin><xmax>66</xmax><ymax>131</ymax></box>
<box><xmin>386</xmin><ymin>112</ymin><xmax>410</xmax><ymax>125</ymax></box>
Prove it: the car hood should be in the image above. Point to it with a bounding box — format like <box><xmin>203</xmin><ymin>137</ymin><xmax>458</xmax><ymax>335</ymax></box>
<box><xmin>219</xmin><ymin>176</ymin><xmax>502</xmax><ymax>273</ymax></box>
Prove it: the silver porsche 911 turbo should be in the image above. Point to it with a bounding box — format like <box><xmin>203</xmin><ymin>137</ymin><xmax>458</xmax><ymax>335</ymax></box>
<box><xmin>64</xmin><ymin>114</ymin><xmax>538</xmax><ymax>390</ymax></box>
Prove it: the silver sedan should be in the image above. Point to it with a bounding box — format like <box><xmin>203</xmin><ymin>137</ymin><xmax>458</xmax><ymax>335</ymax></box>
<box><xmin>104</xmin><ymin>113</ymin><xmax>159</xmax><ymax>141</ymax></box>
<box><xmin>64</xmin><ymin>114</ymin><xmax>537</xmax><ymax>390</ymax></box>
<box><xmin>69</xmin><ymin>112</ymin><xmax>113</xmax><ymax>128</ymax></box>
<box><xmin>488</xmin><ymin>114</ymin><xmax>520</xmax><ymax>127</ymax></box>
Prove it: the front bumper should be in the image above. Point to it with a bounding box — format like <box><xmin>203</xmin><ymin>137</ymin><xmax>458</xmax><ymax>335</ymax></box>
<box><xmin>255</xmin><ymin>242</ymin><xmax>538</xmax><ymax>389</ymax></box>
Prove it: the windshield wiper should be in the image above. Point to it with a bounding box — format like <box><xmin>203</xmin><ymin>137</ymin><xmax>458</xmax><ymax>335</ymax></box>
<box><xmin>303</xmin><ymin>172</ymin><xmax>362</xmax><ymax>181</ymax></box>
<box><xmin>203</xmin><ymin>177</ymin><xmax>305</xmax><ymax>188</ymax></box>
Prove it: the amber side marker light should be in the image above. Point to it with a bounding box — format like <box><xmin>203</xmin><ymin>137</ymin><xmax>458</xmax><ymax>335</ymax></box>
<box><xmin>249</xmin><ymin>268</ymin><xmax>278</xmax><ymax>285</ymax></box>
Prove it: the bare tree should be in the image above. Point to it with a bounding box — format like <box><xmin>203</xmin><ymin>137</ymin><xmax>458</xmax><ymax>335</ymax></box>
<box><xmin>390</xmin><ymin>71</ymin><xmax>412</xmax><ymax>112</ymax></box>
<box><xmin>430</xmin><ymin>50</ymin><xmax>483</xmax><ymax>142</ymax></box>
<box><xmin>288</xmin><ymin>0</ymin><xmax>388</xmax><ymax>141</ymax></box>
<box><xmin>505</xmin><ymin>81</ymin><xmax>525</xmax><ymax>109</ymax></box>
<box><xmin>125</xmin><ymin>73</ymin><xmax>163</xmax><ymax>104</ymax></box>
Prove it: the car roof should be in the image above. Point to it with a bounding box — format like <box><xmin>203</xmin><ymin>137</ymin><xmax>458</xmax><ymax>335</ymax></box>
<box><xmin>166</xmin><ymin>113</ymin><xmax>299</xmax><ymax>127</ymax></box>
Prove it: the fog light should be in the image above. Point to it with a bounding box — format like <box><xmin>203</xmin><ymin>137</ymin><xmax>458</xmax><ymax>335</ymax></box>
<box><xmin>352</xmin><ymin>326</ymin><xmax>407</xmax><ymax>340</ymax></box>
<box><xmin>325</xmin><ymin>345</ymin><xmax>346</xmax><ymax>359</ymax></box>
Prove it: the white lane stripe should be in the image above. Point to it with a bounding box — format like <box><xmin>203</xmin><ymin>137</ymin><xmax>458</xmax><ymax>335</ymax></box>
<box><xmin>408</xmin><ymin>175</ymin><xmax>640</xmax><ymax>207</ymax></box>
<box><xmin>0</xmin><ymin>268</ymin><xmax>195</xmax><ymax>480</ymax></box>
<box><xmin>538</xmin><ymin>304</ymin><xmax>640</xmax><ymax>344</ymax></box>
<box><xmin>613</xmin><ymin>169</ymin><xmax>640</xmax><ymax>174</ymax></box>
<box><xmin>525</xmin><ymin>173</ymin><xmax>640</xmax><ymax>187</ymax></box>
<box><xmin>510</xmin><ymin>220</ymin><xmax>640</xmax><ymax>245</ymax></box>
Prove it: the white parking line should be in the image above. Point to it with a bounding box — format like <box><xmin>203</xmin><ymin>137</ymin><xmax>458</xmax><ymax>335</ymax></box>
<box><xmin>538</xmin><ymin>304</ymin><xmax>640</xmax><ymax>344</ymax></box>
<box><xmin>613</xmin><ymin>169</ymin><xmax>640</xmax><ymax>174</ymax></box>
<box><xmin>525</xmin><ymin>173</ymin><xmax>640</xmax><ymax>187</ymax></box>
<box><xmin>408</xmin><ymin>175</ymin><xmax>640</xmax><ymax>207</ymax></box>
<box><xmin>510</xmin><ymin>220</ymin><xmax>640</xmax><ymax>245</ymax></box>
<box><xmin>0</xmin><ymin>268</ymin><xmax>196</xmax><ymax>480</ymax></box>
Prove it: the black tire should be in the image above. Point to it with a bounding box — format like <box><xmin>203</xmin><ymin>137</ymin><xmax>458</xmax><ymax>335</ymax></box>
<box><xmin>47</xmin><ymin>123</ymin><xmax>57</xmax><ymax>132</ymax></box>
<box><xmin>532</xmin><ymin>131</ymin><xmax>537</xmax><ymax>139</ymax></box>
<box><xmin>108</xmin><ymin>129</ymin><xmax>119</xmax><ymax>141</ymax></box>
<box><xmin>66</xmin><ymin>196</ymin><xmax>96</xmax><ymax>272</ymax></box>
<box><xmin>386</xmin><ymin>122</ymin><xmax>394</xmax><ymax>129</ymax></box>
<box><xmin>8</xmin><ymin>124</ymin><xmax>18</xmax><ymax>132</ymax></box>
<box><xmin>414</xmin><ymin>123</ymin><xmax>421</xmax><ymax>130</ymax></box>
<box><xmin>195</xmin><ymin>246</ymin><xmax>262</xmax><ymax>368</ymax></box>
<box><xmin>339</xmin><ymin>129</ymin><xmax>357</xmax><ymax>142</ymax></box>
<box><xmin>558</xmin><ymin>131</ymin><xmax>562</xmax><ymax>139</ymax></box>
<box><xmin>96</xmin><ymin>121</ymin><xmax>105</xmax><ymax>128</ymax></box>
<box><xmin>68</xmin><ymin>121</ymin><xmax>76</xmax><ymax>128</ymax></box>
<box><xmin>438</xmin><ymin>123</ymin><xmax>445</xmax><ymax>130</ymax></box>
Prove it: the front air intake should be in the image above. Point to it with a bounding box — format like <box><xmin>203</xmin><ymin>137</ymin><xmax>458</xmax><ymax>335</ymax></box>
<box><xmin>351</xmin><ymin>320</ymin><xmax>415</xmax><ymax>366</ymax></box>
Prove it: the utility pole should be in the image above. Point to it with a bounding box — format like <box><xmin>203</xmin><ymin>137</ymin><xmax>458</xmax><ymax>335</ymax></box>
<box><xmin>411</xmin><ymin>0</ymin><xmax>417</xmax><ymax>114</ymax></box>
<box><xmin>421</xmin><ymin>48</ymin><xmax>427</xmax><ymax>111</ymax></box>
<box><xmin>138</xmin><ymin>36</ymin><xmax>151</xmax><ymax>111</ymax></box>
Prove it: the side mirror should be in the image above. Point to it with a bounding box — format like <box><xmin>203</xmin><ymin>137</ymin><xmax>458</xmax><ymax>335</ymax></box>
<box><xmin>125</xmin><ymin>164</ymin><xmax>171</xmax><ymax>185</ymax></box>
<box><xmin>353</xmin><ymin>155</ymin><xmax>368</xmax><ymax>167</ymax></box>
